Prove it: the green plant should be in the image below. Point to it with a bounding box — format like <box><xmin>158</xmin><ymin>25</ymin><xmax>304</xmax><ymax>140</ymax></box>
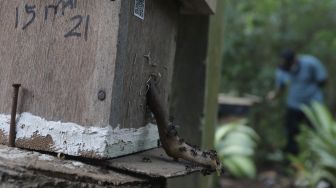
<box><xmin>290</xmin><ymin>102</ymin><xmax>336</xmax><ymax>187</ymax></box>
<box><xmin>215</xmin><ymin>120</ymin><xmax>259</xmax><ymax>179</ymax></box>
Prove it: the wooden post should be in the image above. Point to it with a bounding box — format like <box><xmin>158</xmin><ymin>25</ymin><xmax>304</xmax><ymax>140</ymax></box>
<box><xmin>200</xmin><ymin>1</ymin><xmax>225</xmax><ymax>188</ymax></box>
<box><xmin>168</xmin><ymin>14</ymin><xmax>209</xmax><ymax>188</ymax></box>
<box><xmin>0</xmin><ymin>0</ymin><xmax>178</xmax><ymax>159</ymax></box>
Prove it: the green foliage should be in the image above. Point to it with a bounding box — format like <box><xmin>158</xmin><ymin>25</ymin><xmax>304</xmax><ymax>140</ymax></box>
<box><xmin>222</xmin><ymin>0</ymin><xmax>336</xmax><ymax>101</ymax></box>
<box><xmin>290</xmin><ymin>102</ymin><xmax>336</xmax><ymax>187</ymax></box>
<box><xmin>215</xmin><ymin>120</ymin><xmax>259</xmax><ymax>179</ymax></box>
<box><xmin>248</xmin><ymin>100</ymin><xmax>287</xmax><ymax>153</ymax></box>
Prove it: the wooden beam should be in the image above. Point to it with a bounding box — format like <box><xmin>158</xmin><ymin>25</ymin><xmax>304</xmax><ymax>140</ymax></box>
<box><xmin>106</xmin><ymin>148</ymin><xmax>204</xmax><ymax>178</ymax></box>
<box><xmin>180</xmin><ymin>0</ymin><xmax>217</xmax><ymax>15</ymax></box>
<box><xmin>200</xmin><ymin>0</ymin><xmax>226</xmax><ymax>187</ymax></box>
<box><xmin>0</xmin><ymin>145</ymin><xmax>148</xmax><ymax>187</ymax></box>
<box><xmin>0</xmin><ymin>145</ymin><xmax>207</xmax><ymax>187</ymax></box>
<box><xmin>168</xmin><ymin>14</ymin><xmax>209</xmax><ymax>188</ymax></box>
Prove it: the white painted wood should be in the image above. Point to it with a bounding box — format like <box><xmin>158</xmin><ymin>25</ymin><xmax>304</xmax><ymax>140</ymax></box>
<box><xmin>0</xmin><ymin>113</ymin><xmax>159</xmax><ymax>158</ymax></box>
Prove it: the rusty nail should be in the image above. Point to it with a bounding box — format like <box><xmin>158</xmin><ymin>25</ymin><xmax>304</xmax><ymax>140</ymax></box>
<box><xmin>9</xmin><ymin>84</ymin><xmax>21</xmax><ymax>147</ymax></box>
<box><xmin>98</xmin><ymin>90</ymin><xmax>106</xmax><ymax>101</ymax></box>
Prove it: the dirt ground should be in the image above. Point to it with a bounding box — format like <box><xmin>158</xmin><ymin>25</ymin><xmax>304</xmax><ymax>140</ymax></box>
<box><xmin>220</xmin><ymin>170</ymin><xmax>293</xmax><ymax>188</ymax></box>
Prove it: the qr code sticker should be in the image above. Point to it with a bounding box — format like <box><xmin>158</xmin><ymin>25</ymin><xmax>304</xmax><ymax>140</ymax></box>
<box><xmin>134</xmin><ymin>0</ymin><xmax>145</xmax><ymax>20</ymax></box>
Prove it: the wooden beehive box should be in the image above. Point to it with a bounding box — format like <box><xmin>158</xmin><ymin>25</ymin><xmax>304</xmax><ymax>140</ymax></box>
<box><xmin>0</xmin><ymin>0</ymin><xmax>215</xmax><ymax>159</ymax></box>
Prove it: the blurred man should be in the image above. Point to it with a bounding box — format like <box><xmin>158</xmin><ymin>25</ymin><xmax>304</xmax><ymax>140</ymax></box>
<box><xmin>268</xmin><ymin>49</ymin><xmax>328</xmax><ymax>155</ymax></box>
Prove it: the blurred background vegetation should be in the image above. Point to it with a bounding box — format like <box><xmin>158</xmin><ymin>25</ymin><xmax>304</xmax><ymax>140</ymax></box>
<box><xmin>221</xmin><ymin>0</ymin><xmax>336</xmax><ymax>103</ymax></box>
<box><xmin>218</xmin><ymin>0</ymin><xmax>336</xmax><ymax>186</ymax></box>
<box><xmin>221</xmin><ymin>0</ymin><xmax>336</xmax><ymax>157</ymax></box>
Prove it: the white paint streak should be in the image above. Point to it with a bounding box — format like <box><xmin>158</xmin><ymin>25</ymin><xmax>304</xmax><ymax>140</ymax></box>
<box><xmin>0</xmin><ymin>113</ymin><xmax>159</xmax><ymax>158</ymax></box>
<box><xmin>71</xmin><ymin>161</ymin><xmax>85</xmax><ymax>167</ymax></box>
<box><xmin>38</xmin><ymin>154</ymin><xmax>54</xmax><ymax>161</ymax></box>
<box><xmin>107</xmin><ymin>124</ymin><xmax>159</xmax><ymax>157</ymax></box>
<box><xmin>0</xmin><ymin>114</ymin><xmax>10</xmax><ymax>135</ymax></box>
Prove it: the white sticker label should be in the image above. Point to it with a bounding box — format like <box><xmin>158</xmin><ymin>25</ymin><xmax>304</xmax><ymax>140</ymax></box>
<box><xmin>134</xmin><ymin>0</ymin><xmax>145</xmax><ymax>20</ymax></box>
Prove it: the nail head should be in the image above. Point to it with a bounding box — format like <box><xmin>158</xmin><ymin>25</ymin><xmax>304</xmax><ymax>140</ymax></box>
<box><xmin>12</xmin><ymin>84</ymin><xmax>21</xmax><ymax>88</ymax></box>
<box><xmin>98</xmin><ymin>90</ymin><xmax>106</xmax><ymax>101</ymax></box>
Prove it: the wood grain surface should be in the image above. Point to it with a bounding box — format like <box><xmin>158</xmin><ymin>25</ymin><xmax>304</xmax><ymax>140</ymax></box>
<box><xmin>0</xmin><ymin>0</ymin><xmax>178</xmax><ymax>130</ymax></box>
<box><xmin>110</xmin><ymin>0</ymin><xmax>178</xmax><ymax>129</ymax></box>
<box><xmin>0</xmin><ymin>0</ymin><xmax>121</xmax><ymax>127</ymax></box>
<box><xmin>0</xmin><ymin>0</ymin><xmax>179</xmax><ymax>157</ymax></box>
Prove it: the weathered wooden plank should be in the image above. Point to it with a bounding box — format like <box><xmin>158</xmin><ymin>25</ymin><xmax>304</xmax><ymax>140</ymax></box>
<box><xmin>110</xmin><ymin>0</ymin><xmax>178</xmax><ymax>130</ymax></box>
<box><xmin>218</xmin><ymin>94</ymin><xmax>261</xmax><ymax>106</ymax></box>
<box><xmin>107</xmin><ymin>148</ymin><xmax>203</xmax><ymax>179</ymax></box>
<box><xmin>180</xmin><ymin>0</ymin><xmax>217</xmax><ymax>14</ymax></box>
<box><xmin>0</xmin><ymin>145</ymin><xmax>208</xmax><ymax>187</ymax></box>
<box><xmin>0</xmin><ymin>145</ymin><xmax>149</xmax><ymax>187</ymax></box>
<box><xmin>0</xmin><ymin>0</ymin><xmax>120</xmax><ymax>127</ymax></box>
<box><xmin>0</xmin><ymin>113</ymin><xmax>159</xmax><ymax>158</ymax></box>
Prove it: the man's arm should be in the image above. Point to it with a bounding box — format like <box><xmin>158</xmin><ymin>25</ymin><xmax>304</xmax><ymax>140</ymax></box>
<box><xmin>267</xmin><ymin>85</ymin><xmax>285</xmax><ymax>101</ymax></box>
<box><xmin>267</xmin><ymin>68</ymin><xmax>289</xmax><ymax>101</ymax></box>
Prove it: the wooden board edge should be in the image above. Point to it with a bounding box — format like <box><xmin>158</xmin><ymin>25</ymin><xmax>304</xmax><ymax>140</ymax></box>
<box><xmin>0</xmin><ymin>113</ymin><xmax>159</xmax><ymax>159</ymax></box>
<box><xmin>0</xmin><ymin>145</ymin><xmax>148</xmax><ymax>186</ymax></box>
<box><xmin>179</xmin><ymin>0</ymin><xmax>217</xmax><ymax>15</ymax></box>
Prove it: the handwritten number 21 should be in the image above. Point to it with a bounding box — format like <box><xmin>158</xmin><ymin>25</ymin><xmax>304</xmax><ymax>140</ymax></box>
<box><xmin>64</xmin><ymin>15</ymin><xmax>90</xmax><ymax>41</ymax></box>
